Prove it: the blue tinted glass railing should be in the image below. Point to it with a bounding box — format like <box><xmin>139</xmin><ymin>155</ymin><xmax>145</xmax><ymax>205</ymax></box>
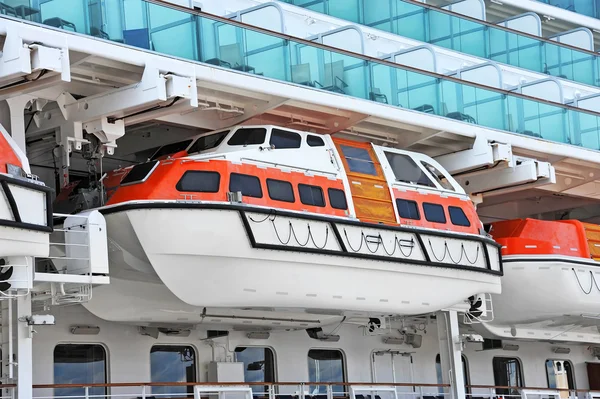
<box><xmin>10</xmin><ymin>0</ymin><xmax>600</xmax><ymax>151</ymax></box>
<box><xmin>282</xmin><ymin>0</ymin><xmax>600</xmax><ymax>88</ymax></box>
<box><xmin>537</xmin><ymin>0</ymin><xmax>600</xmax><ymax>19</ymax></box>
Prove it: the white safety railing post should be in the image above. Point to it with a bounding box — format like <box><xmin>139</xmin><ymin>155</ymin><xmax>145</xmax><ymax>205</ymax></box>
<box><xmin>141</xmin><ymin>385</ymin><xmax>146</xmax><ymax>399</ymax></box>
<box><xmin>326</xmin><ymin>384</ymin><xmax>333</xmax><ymax>399</ymax></box>
<box><xmin>84</xmin><ymin>386</ymin><xmax>89</xmax><ymax>399</ymax></box>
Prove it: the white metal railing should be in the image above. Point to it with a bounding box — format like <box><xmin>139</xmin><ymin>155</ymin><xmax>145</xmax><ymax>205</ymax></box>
<box><xmin>11</xmin><ymin>382</ymin><xmax>596</xmax><ymax>399</ymax></box>
<box><xmin>32</xmin><ymin>210</ymin><xmax>109</xmax><ymax>306</ymax></box>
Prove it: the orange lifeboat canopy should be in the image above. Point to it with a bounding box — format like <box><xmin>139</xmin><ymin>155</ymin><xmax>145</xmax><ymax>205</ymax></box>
<box><xmin>490</xmin><ymin>218</ymin><xmax>600</xmax><ymax>260</ymax></box>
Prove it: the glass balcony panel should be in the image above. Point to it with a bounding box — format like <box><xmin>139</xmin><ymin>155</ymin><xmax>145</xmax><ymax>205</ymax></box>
<box><xmin>399</xmin><ymin>70</ymin><xmax>440</xmax><ymax>114</ymax></box>
<box><xmin>21</xmin><ymin>0</ymin><xmax>600</xmax><ymax>152</ymax></box>
<box><xmin>363</xmin><ymin>0</ymin><xmax>395</xmax><ymax>33</ymax></box>
<box><xmin>147</xmin><ymin>4</ymin><xmax>197</xmax><ymax>60</ymax></box>
<box><xmin>39</xmin><ymin>0</ymin><xmax>85</xmax><ymax>32</ymax></box>
<box><xmin>328</xmin><ymin>0</ymin><xmax>360</xmax><ymax>23</ymax></box>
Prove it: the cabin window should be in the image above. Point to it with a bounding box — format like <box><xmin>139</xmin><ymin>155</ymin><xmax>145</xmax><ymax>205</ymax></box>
<box><xmin>339</xmin><ymin>145</ymin><xmax>377</xmax><ymax>176</ymax></box>
<box><xmin>176</xmin><ymin>171</ymin><xmax>220</xmax><ymax>193</ymax></box>
<box><xmin>228</xmin><ymin>127</ymin><xmax>267</xmax><ymax>146</ymax></box>
<box><xmin>120</xmin><ymin>160</ymin><xmax>159</xmax><ymax>186</ymax></box>
<box><xmin>423</xmin><ymin>203</ymin><xmax>446</xmax><ymax>223</ymax></box>
<box><xmin>308</xmin><ymin>349</ymin><xmax>345</xmax><ymax>395</ymax></box>
<box><xmin>546</xmin><ymin>360</ymin><xmax>575</xmax><ymax>390</ymax></box>
<box><xmin>435</xmin><ymin>354</ymin><xmax>470</xmax><ymax>394</ymax></box>
<box><xmin>328</xmin><ymin>188</ymin><xmax>348</xmax><ymax>210</ymax></box>
<box><xmin>493</xmin><ymin>357</ymin><xmax>523</xmax><ymax>396</ymax></box>
<box><xmin>396</xmin><ymin>199</ymin><xmax>420</xmax><ymax>220</ymax></box>
<box><xmin>188</xmin><ymin>130</ymin><xmax>229</xmax><ymax>154</ymax></box>
<box><xmin>270</xmin><ymin>129</ymin><xmax>302</xmax><ymax>149</ymax></box>
<box><xmin>384</xmin><ymin>152</ymin><xmax>435</xmax><ymax>188</ymax></box>
<box><xmin>54</xmin><ymin>344</ymin><xmax>107</xmax><ymax>399</ymax></box>
<box><xmin>421</xmin><ymin>161</ymin><xmax>455</xmax><ymax>191</ymax></box>
<box><xmin>299</xmin><ymin>184</ymin><xmax>325</xmax><ymax>207</ymax></box>
<box><xmin>151</xmin><ymin>139</ymin><xmax>193</xmax><ymax>160</ymax></box>
<box><xmin>267</xmin><ymin>179</ymin><xmax>295</xmax><ymax>203</ymax></box>
<box><xmin>448</xmin><ymin>206</ymin><xmax>471</xmax><ymax>227</ymax></box>
<box><xmin>307</xmin><ymin>135</ymin><xmax>325</xmax><ymax>147</ymax></box>
<box><xmin>235</xmin><ymin>347</ymin><xmax>276</xmax><ymax>393</ymax></box>
<box><xmin>150</xmin><ymin>345</ymin><xmax>196</xmax><ymax>396</ymax></box>
<box><xmin>230</xmin><ymin>173</ymin><xmax>263</xmax><ymax>198</ymax></box>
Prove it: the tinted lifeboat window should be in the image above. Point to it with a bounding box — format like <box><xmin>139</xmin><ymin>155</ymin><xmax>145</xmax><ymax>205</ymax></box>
<box><xmin>267</xmin><ymin>179</ymin><xmax>295</xmax><ymax>203</ymax></box>
<box><xmin>328</xmin><ymin>188</ymin><xmax>348</xmax><ymax>210</ymax></box>
<box><xmin>120</xmin><ymin>161</ymin><xmax>159</xmax><ymax>186</ymax></box>
<box><xmin>188</xmin><ymin>130</ymin><xmax>229</xmax><ymax>154</ymax></box>
<box><xmin>384</xmin><ymin>152</ymin><xmax>435</xmax><ymax>188</ymax></box>
<box><xmin>298</xmin><ymin>184</ymin><xmax>325</xmax><ymax>207</ymax></box>
<box><xmin>423</xmin><ymin>202</ymin><xmax>446</xmax><ymax>223</ymax></box>
<box><xmin>176</xmin><ymin>171</ymin><xmax>220</xmax><ymax>193</ymax></box>
<box><xmin>270</xmin><ymin>129</ymin><xmax>302</xmax><ymax>149</ymax></box>
<box><xmin>340</xmin><ymin>145</ymin><xmax>377</xmax><ymax>175</ymax></box>
<box><xmin>307</xmin><ymin>135</ymin><xmax>325</xmax><ymax>147</ymax></box>
<box><xmin>422</xmin><ymin>161</ymin><xmax>455</xmax><ymax>191</ymax></box>
<box><xmin>230</xmin><ymin>173</ymin><xmax>263</xmax><ymax>198</ymax></box>
<box><xmin>396</xmin><ymin>199</ymin><xmax>420</xmax><ymax>220</ymax></box>
<box><xmin>449</xmin><ymin>206</ymin><xmax>471</xmax><ymax>227</ymax></box>
<box><xmin>227</xmin><ymin>128</ymin><xmax>267</xmax><ymax>146</ymax></box>
<box><xmin>150</xmin><ymin>139</ymin><xmax>193</xmax><ymax>161</ymax></box>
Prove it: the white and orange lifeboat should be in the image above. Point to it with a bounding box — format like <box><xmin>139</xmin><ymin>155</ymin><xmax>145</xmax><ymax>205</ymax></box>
<box><xmin>477</xmin><ymin>219</ymin><xmax>600</xmax><ymax>343</ymax></box>
<box><xmin>87</xmin><ymin>125</ymin><xmax>501</xmax><ymax>322</ymax></box>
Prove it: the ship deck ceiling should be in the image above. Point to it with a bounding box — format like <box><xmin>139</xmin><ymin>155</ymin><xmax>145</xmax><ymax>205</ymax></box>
<box><xmin>4</xmin><ymin>17</ymin><xmax>600</xmax><ymax>222</ymax></box>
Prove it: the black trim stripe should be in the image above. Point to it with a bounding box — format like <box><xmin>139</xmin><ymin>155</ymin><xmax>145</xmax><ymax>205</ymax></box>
<box><xmin>0</xmin><ymin>174</ymin><xmax>53</xmax><ymax>233</ymax></box>
<box><xmin>502</xmin><ymin>257</ymin><xmax>599</xmax><ymax>268</ymax></box>
<box><xmin>101</xmin><ymin>202</ymin><xmax>503</xmax><ymax>276</ymax></box>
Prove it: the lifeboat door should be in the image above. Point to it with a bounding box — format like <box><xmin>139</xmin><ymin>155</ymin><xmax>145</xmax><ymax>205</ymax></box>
<box><xmin>333</xmin><ymin>139</ymin><xmax>397</xmax><ymax>224</ymax></box>
<box><xmin>371</xmin><ymin>350</ymin><xmax>414</xmax><ymax>393</ymax></box>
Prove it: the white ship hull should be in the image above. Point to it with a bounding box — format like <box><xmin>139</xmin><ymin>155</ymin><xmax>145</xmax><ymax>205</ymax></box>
<box><xmin>99</xmin><ymin>202</ymin><xmax>502</xmax><ymax>316</ymax></box>
<box><xmin>477</xmin><ymin>255</ymin><xmax>600</xmax><ymax>343</ymax></box>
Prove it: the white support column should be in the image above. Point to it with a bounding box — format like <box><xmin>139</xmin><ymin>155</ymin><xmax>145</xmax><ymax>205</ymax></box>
<box><xmin>16</xmin><ymin>294</ymin><xmax>32</xmax><ymax>399</ymax></box>
<box><xmin>6</xmin><ymin>95</ymin><xmax>35</xmax><ymax>154</ymax></box>
<box><xmin>1</xmin><ymin>299</ymin><xmax>10</xmax><ymax>382</ymax></box>
<box><xmin>436</xmin><ymin>310</ymin><xmax>466</xmax><ymax>399</ymax></box>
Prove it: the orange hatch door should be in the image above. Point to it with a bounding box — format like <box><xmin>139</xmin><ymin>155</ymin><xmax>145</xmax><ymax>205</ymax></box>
<box><xmin>333</xmin><ymin>139</ymin><xmax>397</xmax><ymax>224</ymax></box>
<box><xmin>583</xmin><ymin>223</ymin><xmax>600</xmax><ymax>261</ymax></box>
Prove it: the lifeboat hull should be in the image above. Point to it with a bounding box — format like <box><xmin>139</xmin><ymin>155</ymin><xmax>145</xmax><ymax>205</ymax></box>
<box><xmin>476</xmin><ymin>255</ymin><xmax>600</xmax><ymax>343</ymax></box>
<box><xmin>101</xmin><ymin>202</ymin><xmax>502</xmax><ymax>315</ymax></box>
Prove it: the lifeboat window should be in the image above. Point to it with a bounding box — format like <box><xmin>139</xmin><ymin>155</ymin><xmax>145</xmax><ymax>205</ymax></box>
<box><xmin>339</xmin><ymin>145</ymin><xmax>377</xmax><ymax>175</ymax></box>
<box><xmin>270</xmin><ymin>129</ymin><xmax>302</xmax><ymax>149</ymax></box>
<box><xmin>54</xmin><ymin>344</ymin><xmax>107</xmax><ymax>398</ymax></box>
<box><xmin>396</xmin><ymin>199</ymin><xmax>420</xmax><ymax>220</ymax></box>
<box><xmin>188</xmin><ymin>130</ymin><xmax>229</xmax><ymax>154</ymax></box>
<box><xmin>120</xmin><ymin>160</ymin><xmax>159</xmax><ymax>186</ymax></box>
<box><xmin>421</xmin><ymin>161</ymin><xmax>455</xmax><ymax>191</ymax></box>
<box><xmin>423</xmin><ymin>202</ymin><xmax>446</xmax><ymax>223</ymax></box>
<box><xmin>307</xmin><ymin>135</ymin><xmax>325</xmax><ymax>147</ymax></box>
<box><xmin>228</xmin><ymin>127</ymin><xmax>267</xmax><ymax>146</ymax></box>
<box><xmin>150</xmin><ymin>345</ymin><xmax>196</xmax><ymax>395</ymax></box>
<box><xmin>176</xmin><ymin>171</ymin><xmax>221</xmax><ymax>193</ymax></box>
<box><xmin>448</xmin><ymin>206</ymin><xmax>471</xmax><ymax>227</ymax></box>
<box><xmin>299</xmin><ymin>184</ymin><xmax>325</xmax><ymax>207</ymax></box>
<box><xmin>267</xmin><ymin>179</ymin><xmax>295</xmax><ymax>203</ymax></box>
<box><xmin>308</xmin><ymin>349</ymin><xmax>345</xmax><ymax>395</ymax></box>
<box><xmin>150</xmin><ymin>139</ymin><xmax>193</xmax><ymax>161</ymax></box>
<box><xmin>235</xmin><ymin>347</ymin><xmax>276</xmax><ymax>393</ymax></box>
<box><xmin>230</xmin><ymin>173</ymin><xmax>263</xmax><ymax>198</ymax></box>
<box><xmin>384</xmin><ymin>152</ymin><xmax>435</xmax><ymax>188</ymax></box>
<box><xmin>328</xmin><ymin>188</ymin><xmax>348</xmax><ymax>210</ymax></box>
